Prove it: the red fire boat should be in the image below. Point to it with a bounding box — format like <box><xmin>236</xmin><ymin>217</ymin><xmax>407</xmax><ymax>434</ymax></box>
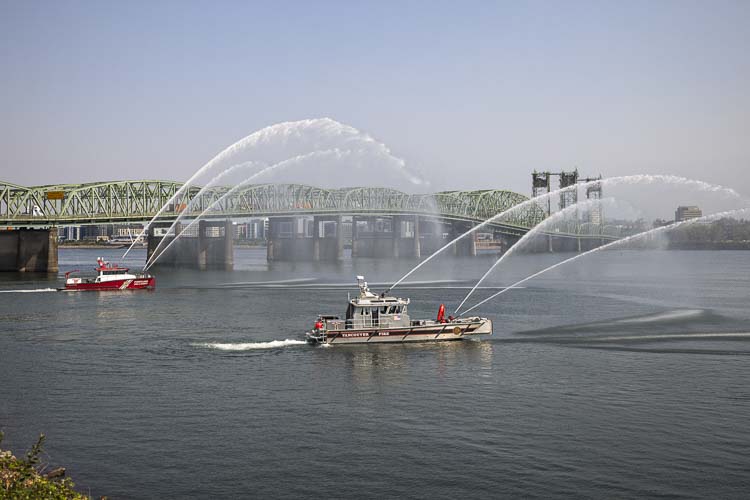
<box><xmin>63</xmin><ymin>257</ymin><xmax>155</xmax><ymax>291</ymax></box>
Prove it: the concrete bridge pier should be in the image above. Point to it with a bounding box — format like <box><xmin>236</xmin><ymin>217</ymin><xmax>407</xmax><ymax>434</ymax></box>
<box><xmin>312</xmin><ymin>215</ymin><xmax>344</xmax><ymax>261</ymax></box>
<box><xmin>417</xmin><ymin>218</ymin><xmax>450</xmax><ymax>256</ymax></box>
<box><xmin>451</xmin><ymin>222</ymin><xmax>477</xmax><ymax>257</ymax></box>
<box><xmin>267</xmin><ymin>216</ymin><xmax>314</xmax><ymax>261</ymax></box>
<box><xmin>148</xmin><ymin>220</ymin><xmax>233</xmax><ymax>269</ymax></box>
<box><xmin>147</xmin><ymin>222</ymin><xmax>179</xmax><ymax>265</ymax></box>
<box><xmin>352</xmin><ymin>216</ymin><xmax>396</xmax><ymax>259</ymax></box>
<box><xmin>198</xmin><ymin>219</ymin><xmax>234</xmax><ymax>270</ymax></box>
<box><xmin>391</xmin><ymin>215</ymin><xmax>420</xmax><ymax>259</ymax></box>
<box><xmin>0</xmin><ymin>227</ymin><xmax>58</xmax><ymax>272</ymax></box>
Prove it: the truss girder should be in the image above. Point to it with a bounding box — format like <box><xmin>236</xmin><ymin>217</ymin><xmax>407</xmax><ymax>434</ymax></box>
<box><xmin>1</xmin><ymin>180</ymin><xmax>558</xmax><ymax>233</ymax></box>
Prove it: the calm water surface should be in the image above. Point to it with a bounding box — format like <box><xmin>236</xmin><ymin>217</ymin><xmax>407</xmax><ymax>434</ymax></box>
<box><xmin>1</xmin><ymin>248</ymin><xmax>749</xmax><ymax>498</ymax></box>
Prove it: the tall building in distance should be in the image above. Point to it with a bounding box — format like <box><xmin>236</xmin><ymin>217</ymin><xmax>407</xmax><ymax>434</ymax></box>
<box><xmin>675</xmin><ymin>206</ymin><xmax>702</xmax><ymax>222</ymax></box>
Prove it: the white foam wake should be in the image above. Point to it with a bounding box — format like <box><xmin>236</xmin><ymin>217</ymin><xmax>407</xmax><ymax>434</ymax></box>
<box><xmin>0</xmin><ymin>288</ymin><xmax>58</xmax><ymax>293</ymax></box>
<box><xmin>193</xmin><ymin>339</ymin><xmax>307</xmax><ymax>350</ymax></box>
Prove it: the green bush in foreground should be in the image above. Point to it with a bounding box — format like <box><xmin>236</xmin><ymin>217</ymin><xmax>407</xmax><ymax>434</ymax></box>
<box><xmin>0</xmin><ymin>431</ymin><xmax>88</xmax><ymax>499</ymax></box>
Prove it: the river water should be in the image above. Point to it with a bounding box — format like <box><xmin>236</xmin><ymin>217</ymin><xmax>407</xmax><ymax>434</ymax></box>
<box><xmin>1</xmin><ymin>248</ymin><xmax>749</xmax><ymax>498</ymax></box>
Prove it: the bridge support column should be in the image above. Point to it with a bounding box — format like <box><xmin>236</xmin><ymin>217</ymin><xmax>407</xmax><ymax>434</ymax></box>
<box><xmin>391</xmin><ymin>217</ymin><xmax>400</xmax><ymax>259</ymax></box>
<box><xmin>313</xmin><ymin>215</ymin><xmax>343</xmax><ymax>262</ymax></box>
<box><xmin>198</xmin><ymin>220</ymin><xmax>208</xmax><ymax>270</ymax></box>
<box><xmin>352</xmin><ymin>216</ymin><xmax>395</xmax><ymax>258</ymax></box>
<box><xmin>267</xmin><ymin>217</ymin><xmax>315</xmax><ymax>261</ymax></box>
<box><xmin>351</xmin><ymin>217</ymin><xmax>360</xmax><ymax>258</ymax></box>
<box><xmin>147</xmin><ymin>223</ymin><xmax>170</xmax><ymax>265</ymax></box>
<box><xmin>147</xmin><ymin>222</ymin><xmax>185</xmax><ymax>266</ymax></box>
<box><xmin>0</xmin><ymin>227</ymin><xmax>58</xmax><ymax>273</ymax></box>
<box><xmin>413</xmin><ymin>216</ymin><xmax>421</xmax><ymax>259</ymax></box>
<box><xmin>201</xmin><ymin>220</ymin><xmax>233</xmax><ymax>270</ymax></box>
<box><xmin>266</xmin><ymin>221</ymin><xmax>275</xmax><ymax>261</ymax></box>
<box><xmin>392</xmin><ymin>215</ymin><xmax>420</xmax><ymax>259</ymax></box>
<box><xmin>149</xmin><ymin>220</ymin><xmax>233</xmax><ymax>270</ymax></box>
<box><xmin>197</xmin><ymin>219</ymin><xmax>233</xmax><ymax>270</ymax></box>
<box><xmin>224</xmin><ymin>219</ymin><xmax>235</xmax><ymax>270</ymax></box>
<box><xmin>451</xmin><ymin>222</ymin><xmax>477</xmax><ymax>257</ymax></box>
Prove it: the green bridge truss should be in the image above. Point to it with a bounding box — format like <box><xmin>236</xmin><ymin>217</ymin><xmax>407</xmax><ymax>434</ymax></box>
<box><xmin>0</xmin><ymin>180</ymin><xmax>621</xmax><ymax>237</ymax></box>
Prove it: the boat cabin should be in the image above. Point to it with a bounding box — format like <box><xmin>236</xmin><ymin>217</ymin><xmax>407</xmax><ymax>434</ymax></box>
<box><xmin>325</xmin><ymin>276</ymin><xmax>411</xmax><ymax>330</ymax></box>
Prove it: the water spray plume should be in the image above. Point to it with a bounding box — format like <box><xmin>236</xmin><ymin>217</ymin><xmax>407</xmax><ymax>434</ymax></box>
<box><xmin>144</xmin><ymin>160</ymin><xmax>265</xmax><ymax>267</ymax></box>
<box><xmin>461</xmin><ymin>206</ymin><xmax>750</xmax><ymax>315</ymax></box>
<box><xmin>128</xmin><ymin>117</ymin><xmax>426</xmax><ymax>262</ymax></box>
<box><xmin>126</xmin><ymin>119</ymin><xmax>335</xmax><ymax>260</ymax></box>
<box><xmin>387</xmin><ymin>174</ymin><xmax>742</xmax><ymax>294</ymax></box>
<box><xmin>144</xmin><ymin>148</ymin><xmax>361</xmax><ymax>270</ymax></box>
<box><xmin>454</xmin><ymin>197</ymin><xmax>616</xmax><ymax>314</ymax></box>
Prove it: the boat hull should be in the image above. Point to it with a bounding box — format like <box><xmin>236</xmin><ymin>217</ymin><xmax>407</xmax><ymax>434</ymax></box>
<box><xmin>307</xmin><ymin>319</ymin><xmax>492</xmax><ymax>345</ymax></box>
<box><xmin>63</xmin><ymin>277</ymin><xmax>155</xmax><ymax>291</ymax></box>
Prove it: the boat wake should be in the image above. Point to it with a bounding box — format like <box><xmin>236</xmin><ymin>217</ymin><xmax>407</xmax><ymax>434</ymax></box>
<box><xmin>193</xmin><ymin>339</ymin><xmax>307</xmax><ymax>350</ymax></box>
<box><xmin>493</xmin><ymin>331</ymin><xmax>750</xmax><ymax>355</ymax></box>
<box><xmin>217</xmin><ymin>278</ymin><xmax>316</xmax><ymax>287</ymax></box>
<box><xmin>519</xmin><ymin>308</ymin><xmax>716</xmax><ymax>336</ymax></box>
<box><xmin>614</xmin><ymin>309</ymin><xmax>705</xmax><ymax>324</ymax></box>
<box><xmin>0</xmin><ymin>288</ymin><xmax>58</xmax><ymax>293</ymax></box>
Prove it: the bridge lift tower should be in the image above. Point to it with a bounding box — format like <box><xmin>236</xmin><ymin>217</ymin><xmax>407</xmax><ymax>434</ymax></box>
<box><xmin>531</xmin><ymin>169</ymin><xmax>603</xmax><ymax>218</ymax></box>
<box><xmin>580</xmin><ymin>175</ymin><xmax>603</xmax><ymax>224</ymax></box>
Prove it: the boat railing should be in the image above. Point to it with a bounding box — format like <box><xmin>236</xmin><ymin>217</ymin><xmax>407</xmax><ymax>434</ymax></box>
<box><xmin>325</xmin><ymin>318</ymin><xmax>396</xmax><ymax>330</ymax></box>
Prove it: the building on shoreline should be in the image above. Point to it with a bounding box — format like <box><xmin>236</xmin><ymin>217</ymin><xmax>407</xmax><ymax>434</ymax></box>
<box><xmin>675</xmin><ymin>206</ymin><xmax>702</xmax><ymax>222</ymax></box>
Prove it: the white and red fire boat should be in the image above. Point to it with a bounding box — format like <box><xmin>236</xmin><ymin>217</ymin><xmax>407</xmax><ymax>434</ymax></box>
<box><xmin>63</xmin><ymin>257</ymin><xmax>155</xmax><ymax>291</ymax></box>
<box><xmin>305</xmin><ymin>276</ymin><xmax>492</xmax><ymax>345</ymax></box>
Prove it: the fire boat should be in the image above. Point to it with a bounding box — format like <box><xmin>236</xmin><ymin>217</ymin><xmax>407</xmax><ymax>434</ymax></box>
<box><xmin>305</xmin><ymin>276</ymin><xmax>493</xmax><ymax>345</ymax></box>
<box><xmin>62</xmin><ymin>257</ymin><xmax>155</xmax><ymax>291</ymax></box>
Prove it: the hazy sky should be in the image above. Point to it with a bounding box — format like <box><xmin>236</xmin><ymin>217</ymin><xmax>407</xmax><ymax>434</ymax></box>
<box><xmin>1</xmin><ymin>0</ymin><xmax>748</xmax><ymax>196</ymax></box>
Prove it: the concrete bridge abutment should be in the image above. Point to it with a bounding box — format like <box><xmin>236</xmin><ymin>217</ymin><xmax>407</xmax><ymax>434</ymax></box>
<box><xmin>0</xmin><ymin>227</ymin><xmax>58</xmax><ymax>272</ymax></box>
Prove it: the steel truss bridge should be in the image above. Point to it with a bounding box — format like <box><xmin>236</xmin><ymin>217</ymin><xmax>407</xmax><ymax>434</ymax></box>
<box><xmin>0</xmin><ymin>180</ymin><xmax>622</xmax><ymax>238</ymax></box>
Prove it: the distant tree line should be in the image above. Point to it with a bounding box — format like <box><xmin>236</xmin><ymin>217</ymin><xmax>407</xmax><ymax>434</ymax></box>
<box><xmin>661</xmin><ymin>218</ymin><xmax>750</xmax><ymax>249</ymax></box>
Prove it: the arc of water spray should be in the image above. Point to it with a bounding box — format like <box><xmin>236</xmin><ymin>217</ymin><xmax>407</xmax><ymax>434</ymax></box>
<box><xmin>144</xmin><ymin>148</ymin><xmax>366</xmax><ymax>270</ymax></box>
<box><xmin>143</xmin><ymin>160</ymin><xmax>266</xmax><ymax>267</ymax></box>
<box><xmin>386</xmin><ymin>174</ymin><xmax>742</xmax><ymax>294</ymax></box>
<box><xmin>454</xmin><ymin>197</ymin><xmax>616</xmax><ymax>314</ymax></box>
<box><xmin>124</xmin><ymin>119</ymin><xmax>327</xmax><ymax>259</ymax></box>
<box><xmin>460</xmin><ymin>206</ymin><xmax>750</xmax><ymax>315</ymax></box>
<box><xmin>127</xmin><ymin>117</ymin><xmax>428</xmax><ymax>261</ymax></box>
